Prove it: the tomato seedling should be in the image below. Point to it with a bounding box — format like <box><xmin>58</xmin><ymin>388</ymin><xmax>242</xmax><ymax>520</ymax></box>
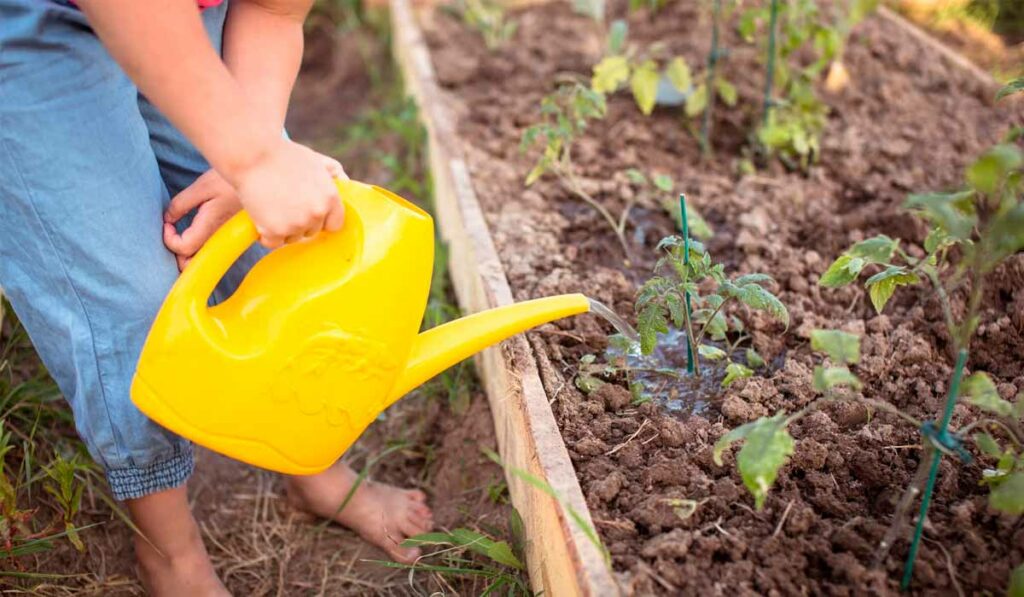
<box><xmin>635</xmin><ymin>234</ymin><xmax>788</xmax><ymax>379</ymax></box>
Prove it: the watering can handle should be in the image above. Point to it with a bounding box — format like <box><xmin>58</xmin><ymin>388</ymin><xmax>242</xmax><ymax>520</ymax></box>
<box><xmin>178</xmin><ymin>210</ymin><xmax>260</xmax><ymax>310</ymax></box>
<box><xmin>178</xmin><ymin>178</ymin><xmax>356</xmax><ymax>309</ymax></box>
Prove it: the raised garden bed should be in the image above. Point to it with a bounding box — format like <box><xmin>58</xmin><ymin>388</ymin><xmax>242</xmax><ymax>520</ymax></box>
<box><xmin>392</xmin><ymin>0</ymin><xmax>1024</xmax><ymax>593</ymax></box>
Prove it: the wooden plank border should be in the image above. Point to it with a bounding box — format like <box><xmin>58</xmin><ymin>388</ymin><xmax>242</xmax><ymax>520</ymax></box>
<box><xmin>876</xmin><ymin>6</ymin><xmax>999</xmax><ymax>91</ymax></box>
<box><xmin>388</xmin><ymin>1</ymin><xmax>620</xmax><ymax>595</ymax></box>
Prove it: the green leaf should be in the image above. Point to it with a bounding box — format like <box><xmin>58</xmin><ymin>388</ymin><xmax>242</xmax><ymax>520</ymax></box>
<box><xmin>698</xmin><ymin>344</ymin><xmax>727</xmax><ymax>361</ymax></box>
<box><xmin>652</xmin><ymin>173</ymin><xmax>673</xmax><ymax>192</ymax></box>
<box><xmin>923</xmin><ymin>227</ymin><xmax>955</xmax><ymax>253</ymax></box>
<box><xmin>746</xmin><ymin>348</ymin><xmax>765</xmax><ymax>369</ymax></box>
<box><xmin>625</xmin><ymin>168</ymin><xmax>647</xmax><ymax>185</ymax></box>
<box><xmin>1010</xmin><ymin>563</ymin><xmax>1024</xmax><ymax>597</ymax></box>
<box><xmin>819</xmin><ymin>255</ymin><xmax>866</xmax><ymax>287</ymax></box>
<box><xmin>850</xmin><ymin>0</ymin><xmax>879</xmax><ymax>24</ymax></box>
<box><xmin>722</xmin><ymin>282</ymin><xmax>789</xmax><ymax>329</ymax></box>
<box><xmin>637</xmin><ymin>303</ymin><xmax>668</xmax><ymax>355</ymax></box>
<box><xmin>524</xmin><ymin>162</ymin><xmax>547</xmax><ymax>186</ymax></box>
<box><xmin>664</xmin><ymin>200</ymin><xmax>713</xmax><ymax>239</ymax></box>
<box><xmin>737</xmin><ymin>8</ymin><xmax>759</xmax><ymax>42</ymax></box>
<box><xmin>404</xmin><ymin>529</ymin><xmax>524</xmax><ymax>569</ymax></box>
<box><xmin>905</xmin><ymin>191</ymin><xmax>977</xmax><ymax>239</ymax></box>
<box><xmin>809</xmin><ymin>329</ymin><xmax>861</xmax><ymax>364</ymax></box>
<box><xmin>812</xmin><ymin>366</ymin><xmax>862</xmax><ymax>392</ymax></box>
<box><xmin>996</xmin><ymin>77</ymin><xmax>1024</xmax><ymax>101</ymax></box>
<box><xmin>474</xmin><ymin>535</ymin><xmax>524</xmax><ymax>569</ymax></box>
<box><xmin>738</xmin><ymin>418</ymin><xmax>794</xmax><ymax>509</ymax></box>
<box><xmin>1015</xmin><ymin>394</ymin><xmax>1024</xmax><ymax>420</ymax></box>
<box><xmin>607</xmin><ymin>19</ymin><xmax>628</xmax><ymax>54</ymax></box>
<box><xmin>967</xmin><ymin>144</ymin><xmax>1023</xmax><ymax>195</ymax></box>
<box><xmin>716</xmin><ymin>78</ymin><xmax>738</xmax><ymax>106</ymax></box>
<box><xmin>865</xmin><ymin>266</ymin><xmax>920</xmax><ymax>313</ymax></box>
<box><xmin>664</xmin><ymin>293</ymin><xmax>685</xmax><ymax>328</ymax></box>
<box><xmin>714</xmin><ymin>416</ymin><xmax>795</xmax><ymax>509</ymax></box>
<box><xmin>847</xmin><ymin>235</ymin><xmax>898</xmax><ymax>263</ymax></box>
<box><xmin>592</xmin><ymin>56</ymin><xmax>630</xmax><ymax>94</ymax></box>
<box><xmin>990</xmin><ymin>472</ymin><xmax>1024</xmax><ymax>515</ymax></box>
<box><xmin>986</xmin><ymin>202</ymin><xmax>1024</xmax><ymax>267</ymax></box>
<box><xmin>575</xmin><ymin>371</ymin><xmax>604</xmax><ymax>394</ymax></box>
<box><xmin>630</xmin><ymin>60</ymin><xmax>660</xmax><ymax>116</ymax></box>
<box><xmin>722</xmin><ymin>362</ymin><xmax>753</xmax><ymax>388</ymax></box>
<box><xmin>665</xmin><ymin>57</ymin><xmax>691</xmax><ymax>93</ymax></box>
<box><xmin>572</xmin><ymin>0</ymin><xmax>605</xmax><ymax>21</ymax></box>
<box><xmin>974</xmin><ymin>432</ymin><xmax>1003</xmax><ymax>458</ymax></box>
<box><xmin>65</xmin><ymin>523</ymin><xmax>84</xmax><ymax>552</ymax></box>
<box><xmin>713</xmin><ymin>419</ymin><xmax>756</xmax><ymax>466</ymax></box>
<box><xmin>962</xmin><ymin>372</ymin><xmax>1013</xmax><ymax>417</ymax></box>
<box><xmin>733</xmin><ymin>273</ymin><xmax>774</xmax><ymax>286</ymax></box>
<box><xmin>685</xmin><ymin>83</ymin><xmax>708</xmax><ymax>117</ymax></box>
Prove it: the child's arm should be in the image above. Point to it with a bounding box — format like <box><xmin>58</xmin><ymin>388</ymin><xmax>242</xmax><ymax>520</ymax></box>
<box><xmin>77</xmin><ymin>0</ymin><xmax>343</xmax><ymax>248</ymax></box>
<box><xmin>222</xmin><ymin>0</ymin><xmax>312</xmax><ymax>130</ymax></box>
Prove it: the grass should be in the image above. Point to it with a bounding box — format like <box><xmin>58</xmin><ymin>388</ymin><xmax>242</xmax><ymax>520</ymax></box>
<box><xmin>0</xmin><ymin>299</ymin><xmax>122</xmax><ymax>585</ymax></box>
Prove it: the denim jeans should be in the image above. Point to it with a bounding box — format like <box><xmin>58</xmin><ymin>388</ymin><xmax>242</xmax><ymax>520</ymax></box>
<box><xmin>0</xmin><ymin>0</ymin><xmax>268</xmax><ymax>500</ymax></box>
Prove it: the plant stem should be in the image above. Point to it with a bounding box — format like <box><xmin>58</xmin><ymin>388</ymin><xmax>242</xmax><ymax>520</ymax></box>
<box><xmin>556</xmin><ymin>163</ymin><xmax>633</xmax><ymax>263</ymax></box>
<box><xmin>692</xmin><ymin>297</ymin><xmax>734</xmax><ymax>348</ymax></box>
<box><xmin>786</xmin><ymin>393</ymin><xmax>923</xmax><ymax>430</ymax></box>
<box><xmin>700</xmin><ymin>0</ymin><xmax>722</xmax><ymax>156</ymax></box>
<box><xmin>874</xmin><ymin>449</ymin><xmax>934</xmax><ymax>568</ymax></box>
<box><xmin>958</xmin><ymin>418</ymin><xmax>1023</xmax><ymax>449</ymax></box>
<box><xmin>762</xmin><ymin>0</ymin><xmax>780</xmax><ymax>126</ymax></box>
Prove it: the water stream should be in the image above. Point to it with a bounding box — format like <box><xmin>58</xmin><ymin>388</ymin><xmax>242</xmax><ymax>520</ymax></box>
<box><xmin>587</xmin><ymin>298</ymin><xmax>639</xmax><ymax>343</ymax></box>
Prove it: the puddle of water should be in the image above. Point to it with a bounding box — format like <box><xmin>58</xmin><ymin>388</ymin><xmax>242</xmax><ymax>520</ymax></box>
<box><xmin>605</xmin><ymin>328</ymin><xmax>733</xmax><ymax>416</ymax></box>
<box><xmin>587</xmin><ymin>298</ymin><xmax>728</xmax><ymax>416</ymax></box>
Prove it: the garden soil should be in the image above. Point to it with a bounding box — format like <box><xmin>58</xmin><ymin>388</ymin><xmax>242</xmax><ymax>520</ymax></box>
<box><xmin>14</xmin><ymin>19</ymin><xmax>513</xmax><ymax>597</ymax></box>
<box><xmin>420</xmin><ymin>0</ymin><xmax>1024</xmax><ymax>593</ymax></box>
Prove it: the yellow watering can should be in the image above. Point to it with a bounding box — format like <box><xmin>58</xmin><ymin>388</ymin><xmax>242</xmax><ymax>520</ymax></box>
<box><xmin>131</xmin><ymin>179</ymin><xmax>590</xmax><ymax>475</ymax></box>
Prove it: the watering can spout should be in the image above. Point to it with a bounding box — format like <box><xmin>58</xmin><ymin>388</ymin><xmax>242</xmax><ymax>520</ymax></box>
<box><xmin>387</xmin><ymin>293</ymin><xmax>591</xmax><ymax>404</ymax></box>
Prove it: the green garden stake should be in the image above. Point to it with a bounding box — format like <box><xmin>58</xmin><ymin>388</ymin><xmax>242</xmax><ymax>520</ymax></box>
<box><xmin>762</xmin><ymin>0</ymin><xmax>780</xmax><ymax>125</ymax></box>
<box><xmin>700</xmin><ymin>0</ymin><xmax>722</xmax><ymax>156</ymax></box>
<box><xmin>901</xmin><ymin>348</ymin><xmax>969</xmax><ymax>590</ymax></box>
<box><xmin>679</xmin><ymin>194</ymin><xmax>695</xmax><ymax>375</ymax></box>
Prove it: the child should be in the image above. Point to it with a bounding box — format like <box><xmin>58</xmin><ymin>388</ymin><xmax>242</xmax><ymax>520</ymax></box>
<box><xmin>0</xmin><ymin>0</ymin><xmax>433</xmax><ymax>593</ymax></box>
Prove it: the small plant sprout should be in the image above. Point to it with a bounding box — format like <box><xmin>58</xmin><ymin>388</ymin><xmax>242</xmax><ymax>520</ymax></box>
<box><xmin>588</xmin><ymin>17</ymin><xmax>736</xmax><ymax>155</ymax></box>
<box><xmin>523</xmin><ymin>82</ymin><xmax>648</xmax><ymax>262</ymax></box>
<box><xmin>635</xmin><ymin>234</ymin><xmax>788</xmax><ymax>380</ymax></box>
<box><xmin>742</xmin><ymin>0</ymin><xmax>876</xmax><ymax>168</ymax></box>
<box><xmin>42</xmin><ymin>451</ymin><xmax>90</xmax><ymax>552</ymax></box>
<box><xmin>448</xmin><ymin>0</ymin><xmax>517</xmax><ymax>50</ymax></box>
<box><xmin>589</xmin><ymin>21</ymin><xmax>695</xmax><ymax>118</ymax></box>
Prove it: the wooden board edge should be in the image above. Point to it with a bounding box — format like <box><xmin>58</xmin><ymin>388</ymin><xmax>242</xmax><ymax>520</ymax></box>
<box><xmin>876</xmin><ymin>6</ymin><xmax>999</xmax><ymax>92</ymax></box>
<box><xmin>388</xmin><ymin>1</ymin><xmax>621</xmax><ymax>596</ymax></box>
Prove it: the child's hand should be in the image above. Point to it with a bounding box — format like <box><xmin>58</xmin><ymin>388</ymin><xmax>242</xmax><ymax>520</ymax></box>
<box><xmin>232</xmin><ymin>139</ymin><xmax>347</xmax><ymax>249</ymax></box>
<box><xmin>162</xmin><ymin>169</ymin><xmax>243</xmax><ymax>271</ymax></box>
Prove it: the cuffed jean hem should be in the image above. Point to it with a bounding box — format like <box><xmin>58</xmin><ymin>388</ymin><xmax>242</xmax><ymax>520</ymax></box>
<box><xmin>106</xmin><ymin>444</ymin><xmax>195</xmax><ymax>501</ymax></box>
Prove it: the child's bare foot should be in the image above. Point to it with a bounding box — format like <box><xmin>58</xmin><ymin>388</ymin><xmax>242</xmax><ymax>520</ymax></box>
<box><xmin>286</xmin><ymin>462</ymin><xmax>434</xmax><ymax>563</ymax></box>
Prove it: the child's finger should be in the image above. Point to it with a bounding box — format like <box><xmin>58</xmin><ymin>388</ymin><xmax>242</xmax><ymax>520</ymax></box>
<box><xmin>324</xmin><ymin>199</ymin><xmax>346</xmax><ymax>233</ymax></box>
<box><xmin>165</xmin><ymin>176</ymin><xmax>213</xmax><ymax>224</ymax></box>
<box><xmin>323</xmin><ymin>156</ymin><xmax>348</xmax><ymax>181</ymax></box>
<box><xmin>163</xmin><ymin>222</ymin><xmax>186</xmax><ymax>255</ymax></box>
